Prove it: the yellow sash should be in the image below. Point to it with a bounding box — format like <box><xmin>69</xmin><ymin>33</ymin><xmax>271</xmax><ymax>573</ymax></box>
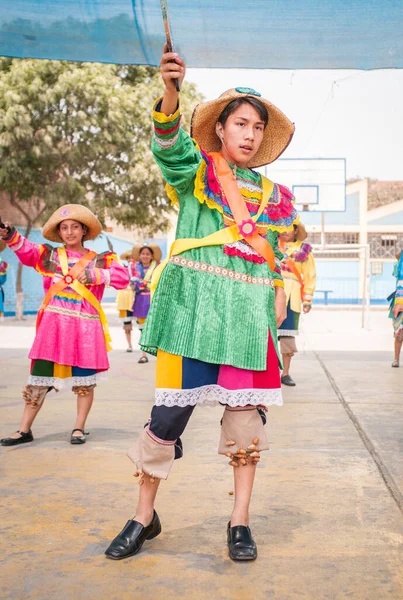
<box><xmin>151</xmin><ymin>166</ymin><xmax>275</xmax><ymax>295</ymax></box>
<box><xmin>58</xmin><ymin>247</ymin><xmax>113</xmax><ymax>351</ymax></box>
<box><xmin>142</xmin><ymin>260</ymin><xmax>157</xmax><ymax>290</ymax></box>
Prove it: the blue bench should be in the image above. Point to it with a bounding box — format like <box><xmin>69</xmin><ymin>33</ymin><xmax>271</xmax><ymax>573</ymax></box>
<box><xmin>316</xmin><ymin>290</ymin><xmax>333</xmax><ymax>305</ymax></box>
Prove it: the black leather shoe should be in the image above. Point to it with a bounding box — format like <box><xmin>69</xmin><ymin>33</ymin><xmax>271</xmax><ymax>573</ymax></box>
<box><xmin>0</xmin><ymin>430</ymin><xmax>34</xmax><ymax>446</ymax></box>
<box><xmin>227</xmin><ymin>522</ymin><xmax>257</xmax><ymax>561</ymax></box>
<box><xmin>281</xmin><ymin>374</ymin><xmax>296</xmax><ymax>386</ymax></box>
<box><xmin>105</xmin><ymin>510</ymin><xmax>161</xmax><ymax>560</ymax></box>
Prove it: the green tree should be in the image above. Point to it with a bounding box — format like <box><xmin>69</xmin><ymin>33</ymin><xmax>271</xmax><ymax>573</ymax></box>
<box><xmin>0</xmin><ymin>58</ymin><xmax>203</xmax><ymax>317</ymax></box>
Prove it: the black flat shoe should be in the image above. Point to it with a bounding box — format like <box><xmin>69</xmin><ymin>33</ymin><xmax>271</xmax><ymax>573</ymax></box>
<box><xmin>0</xmin><ymin>430</ymin><xmax>34</xmax><ymax>446</ymax></box>
<box><xmin>70</xmin><ymin>428</ymin><xmax>89</xmax><ymax>444</ymax></box>
<box><xmin>105</xmin><ymin>510</ymin><xmax>161</xmax><ymax>560</ymax></box>
<box><xmin>281</xmin><ymin>374</ymin><xmax>296</xmax><ymax>386</ymax></box>
<box><xmin>227</xmin><ymin>522</ymin><xmax>257</xmax><ymax>561</ymax></box>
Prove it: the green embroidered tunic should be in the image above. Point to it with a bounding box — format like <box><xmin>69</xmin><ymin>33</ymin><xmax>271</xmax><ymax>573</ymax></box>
<box><xmin>140</xmin><ymin>99</ymin><xmax>300</xmax><ymax>371</ymax></box>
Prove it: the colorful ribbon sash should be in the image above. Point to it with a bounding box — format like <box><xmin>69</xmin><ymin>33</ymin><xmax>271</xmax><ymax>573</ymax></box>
<box><xmin>151</xmin><ymin>153</ymin><xmax>275</xmax><ymax>295</ymax></box>
<box><xmin>36</xmin><ymin>247</ymin><xmax>113</xmax><ymax>352</ymax></box>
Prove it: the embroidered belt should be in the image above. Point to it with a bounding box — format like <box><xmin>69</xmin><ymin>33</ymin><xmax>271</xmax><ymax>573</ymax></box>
<box><xmin>170</xmin><ymin>256</ymin><xmax>274</xmax><ymax>287</ymax></box>
<box><xmin>44</xmin><ymin>305</ymin><xmax>100</xmax><ymax>320</ymax></box>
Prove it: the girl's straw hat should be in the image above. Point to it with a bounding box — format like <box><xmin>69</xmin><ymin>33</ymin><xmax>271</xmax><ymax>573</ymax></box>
<box><xmin>396</xmin><ymin>250</ymin><xmax>402</xmax><ymax>261</ymax></box>
<box><xmin>191</xmin><ymin>87</ymin><xmax>295</xmax><ymax>168</ymax></box>
<box><xmin>42</xmin><ymin>204</ymin><xmax>102</xmax><ymax>243</ymax></box>
<box><xmin>132</xmin><ymin>243</ymin><xmax>162</xmax><ymax>263</ymax></box>
<box><xmin>119</xmin><ymin>249</ymin><xmax>133</xmax><ymax>261</ymax></box>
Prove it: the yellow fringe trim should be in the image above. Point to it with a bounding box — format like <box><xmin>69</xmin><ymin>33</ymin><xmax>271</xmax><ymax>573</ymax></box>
<box><xmin>193</xmin><ymin>159</ymin><xmax>224</xmax><ymax>214</ymax></box>
<box><xmin>152</xmin><ymin>97</ymin><xmax>181</xmax><ymax>124</ymax></box>
<box><xmin>166</xmin><ymin>183</ymin><xmax>179</xmax><ymax>207</ymax></box>
<box><xmin>266</xmin><ymin>214</ymin><xmax>300</xmax><ymax>233</ymax></box>
<box><xmin>35</xmin><ymin>245</ymin><xmax>55</xmax><ymax>277</ymax></box>
<box><xmin>239</xmin><ymin>187</ymin><xmax>263</xmax><ymax>201</ymax></box>
<box><xmin>35</xmin><ymin>265</ymin><xmax>54</xmax><ymax>277</ymax></box>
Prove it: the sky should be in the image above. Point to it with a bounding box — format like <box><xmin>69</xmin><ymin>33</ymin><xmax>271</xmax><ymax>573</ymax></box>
<box><xmin>186</xmin><ymin>68</ymin><xmax>403</xmax><ymax>183</ymax></box>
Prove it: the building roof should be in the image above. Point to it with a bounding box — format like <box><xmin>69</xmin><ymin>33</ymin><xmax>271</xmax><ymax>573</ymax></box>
<box><xmin>367</xmin><ymin>180</ymin><xmax>403</xmax><ymax>210</ymax></box>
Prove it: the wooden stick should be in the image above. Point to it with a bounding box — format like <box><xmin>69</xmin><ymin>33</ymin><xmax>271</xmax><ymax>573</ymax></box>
<box><xmin>160</xmin><ymin>0</ymin><xmax>180</xmax><ymax>92</ymax></box>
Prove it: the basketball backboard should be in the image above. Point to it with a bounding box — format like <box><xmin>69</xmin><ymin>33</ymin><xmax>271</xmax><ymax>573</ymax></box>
<box><xmin>261</xmin><ymin>158</ymin><xmax>346</xmax><ymax>212</ymax></box>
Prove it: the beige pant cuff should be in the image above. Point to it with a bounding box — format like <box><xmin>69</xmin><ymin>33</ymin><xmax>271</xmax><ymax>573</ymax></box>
<box><xmin>72</xmin><ymin>384</ymin><xmax>96</xmax><ymax>396</ymax></box>
<box><xmin>280</xmin><ymin>336</ymin><xmax>297</xmax><ymax>356</ymax></box>
<box><xmin>218</xmin><ymin>407</ymin><xmax>269</xmax><ymax>455</ymax></box>
<box><xmin>127</xmin><ymin>427</ymin><xmax>175</xmax><ymax>481</ymax></box>
<box><xmin>22</xmin><ymin>385</ymin><xmax>49</xmax><ymax>408</ymax></box>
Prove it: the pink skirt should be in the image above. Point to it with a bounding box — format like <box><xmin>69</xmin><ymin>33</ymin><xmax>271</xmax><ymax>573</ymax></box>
<box><xmin>29</xmin><ymin>310</ymin><xmax>109</xmax><ymax>370</ymax></box>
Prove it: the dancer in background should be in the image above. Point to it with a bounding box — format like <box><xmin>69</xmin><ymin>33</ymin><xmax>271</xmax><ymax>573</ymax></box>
<box><xmin>278</xmin><ymin>223</ymin><xmax>316</xmax><ymax>386</ymax></box>
<box><xmin>105</xmin><ymin>45</ymin><xmax>300</xmax><ymax>563</ymax></box>
<box><xmin>130</xmin><ymin>244</ymin><xmax>161</xmax><ymax>364</ymax></box>
<box><xmin>0</xmin><ymin>240</ymin><xmax>8</xmax><ymax>320</ymax></box>
<box><xmin>389</xmin><ymin>250</ymin><xmax>403</xmax><ymax>367</ymax></box>
<box><xmin>0</xmin><ymin>205</ymin><xmax>129</xmax><ymax>446</ymax></box>
<box><xmin>117</xmin><ymin>249</ymin><xmax>136</xmax><ymax>353</ymax></box>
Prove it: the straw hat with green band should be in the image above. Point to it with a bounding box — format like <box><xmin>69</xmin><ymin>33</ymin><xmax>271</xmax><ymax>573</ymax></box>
<box><xmin>42</xmin><ymin>204</ymin><xmax>102</xmax><ymax>243</ymax></box>
<box><xmin>132</xmin><ymin>243</ymin><xmax>162</xmax><ymax>263</ymax></box>
<box><xmin>191</xmin><ymin>87</ymin><xmax>295</xmax><ymax>169</ymax></box>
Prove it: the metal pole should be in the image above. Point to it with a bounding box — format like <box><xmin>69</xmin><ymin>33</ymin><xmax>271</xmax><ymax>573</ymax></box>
<box><xmin>361</xmin><ymin>244</ymin><xmax>370</xmax><ymax>329</ymax></box>
<box><xmin>365</xmin><ymin>244</ymin><xmax>371</xmax><ymax>329</ymax></box>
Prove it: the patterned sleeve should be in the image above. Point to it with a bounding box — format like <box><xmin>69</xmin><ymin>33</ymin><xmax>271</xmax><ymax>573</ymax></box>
<box><xmin>395</xmin><ymin>256</ymin><xmax>403</xmax><ymax>305</ymax></box>
<box><xmin>151</xmin><ymin>97</ymin><xmax>202</xmax><ymax>194</ymax></box>
<box><xmin>266</xmin><ymin>230</ymin><xmax>284</xmax><ymax>288</ymax></box>
<box><xmin>2</xmin><ymin>227</ymin><xmax>43</xmax><ymax>269</ymax></box>
<box><xmin>89</xmin><ymin>252</ymin><xmax>130</xmax><ymax>289</ymax></box>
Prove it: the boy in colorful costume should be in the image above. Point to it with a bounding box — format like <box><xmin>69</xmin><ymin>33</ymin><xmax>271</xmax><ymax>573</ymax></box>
<box><xmin>278</xmin><ymin>224</ymin><xmax>316</xmax><ymax>386</ymax></box>
<box><xmin>0</xmin><ymin>205</ymin><xmax>129</xmax><ymax>446</ymax></box>
<box><xmin>389</xmin><ymin>250</ymin><xmax>403</xmax><ymax>367</ymax></box>
<box><xmin>0</xmin><ymin>240</ymin><xmax>8</xmax><ymax>319</ymax></box>
<box><xmin>106</xmin><ymin>46</ymin><xmax>299</xmax><ymax>562</ymax></box>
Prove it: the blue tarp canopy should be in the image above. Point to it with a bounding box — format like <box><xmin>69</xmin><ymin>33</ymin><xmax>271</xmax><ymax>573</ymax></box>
<box><xmin>0</xmin><ymin>1</ymin><xmax>402</xmax><ymax>69</ymax></box>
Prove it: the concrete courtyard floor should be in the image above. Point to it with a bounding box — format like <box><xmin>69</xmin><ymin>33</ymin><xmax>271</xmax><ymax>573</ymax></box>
<box><xmin>0</xmin><ymin>309</ymin><xmax>402</xmax><ymax>599</ymax></box>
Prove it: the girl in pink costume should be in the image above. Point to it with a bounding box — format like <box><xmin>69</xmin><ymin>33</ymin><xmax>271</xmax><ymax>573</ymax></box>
<box><xmin>0</xmin><ymin>204</ymin><xmax>129</xmax><ymax>446</ymax></box>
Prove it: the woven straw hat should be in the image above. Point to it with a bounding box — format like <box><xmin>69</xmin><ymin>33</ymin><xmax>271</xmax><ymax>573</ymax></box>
<box><xmin>132</xmin><ymin>243</ymin><xmax>162</xmax><ymax>263</ymax></box>
<box><xmin>396</xmin><ymin>250</ymin><xmax>402</xmax><ymax>261</ymax></box>
<box><xmin>191</xmin><ymin>87</ymin><xmax>295</xmax><ymax>168</ymax></box>
<box><xmin>0</xmin><ymin>239</ymin><xmax>6</xmax><ymax>252</ymax></box>
<box><xmin>42</xmin><ymin>204</ymin><xmax>102</xmax><ymax>243</ymax></box>
<box><xmin>119</xmin><ymin>249</ymin><xmax>133</xmax><ymax>261</ymax></box>
<box><xmin>295</xmin><ymin>223</ymin><xmax>307</xmax><ymax>242</ymax></box>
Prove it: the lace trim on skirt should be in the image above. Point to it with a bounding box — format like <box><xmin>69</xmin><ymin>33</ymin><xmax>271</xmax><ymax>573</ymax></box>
<box><xmin>277</xmin><ymin>329</ymin><xmax>298</xmax><ymax>337</ymax></box>
<box><xmin>155</xmin><ymin>384</ymin><xmax>283</xmax><ymax>408</ymax></box>
<box><xmin>27</xmin><ymin>371</ymin><xmax>108</xmax><ymax>391</ymax></box>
